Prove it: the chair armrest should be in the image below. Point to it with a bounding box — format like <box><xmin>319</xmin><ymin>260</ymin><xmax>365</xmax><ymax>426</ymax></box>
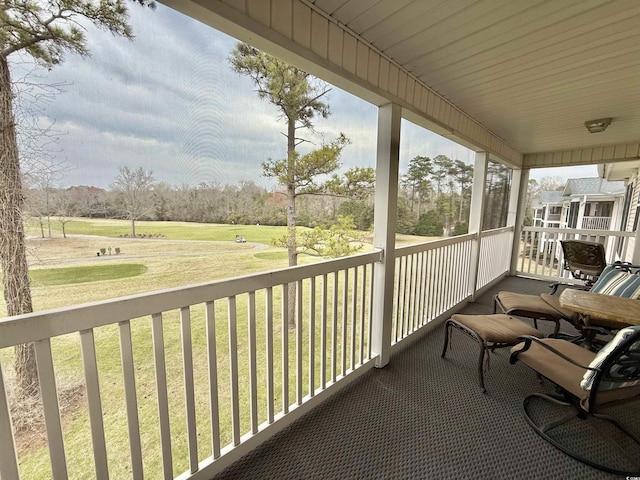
<box><xmin>509</xmin><ymin>335</ymin><xmax>596</xmax><ymax>372</ymax></box>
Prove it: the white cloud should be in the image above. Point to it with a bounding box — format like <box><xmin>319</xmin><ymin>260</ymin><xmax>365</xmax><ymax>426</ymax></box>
<box><xmin>11</xmin><ymin>2</ymin><xmax>477</xmax><ymax>190</ymax></box>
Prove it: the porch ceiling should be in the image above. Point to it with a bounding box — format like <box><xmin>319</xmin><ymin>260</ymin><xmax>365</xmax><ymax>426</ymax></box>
<box><xmin>309</xmin><ymin>0</ymin><xmax>640</xmax><ymax>158</ymax></box>
<box><xmin>164</xmin><ymin>0</ymin><xmax>640</xmax><ymax>169</ymax></box>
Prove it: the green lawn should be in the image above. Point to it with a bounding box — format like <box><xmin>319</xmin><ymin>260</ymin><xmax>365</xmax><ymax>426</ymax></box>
<box><xmin>28</xmin><ymin>217</ymin><xmax>288</xmax><ymax>244</ymax></box>
<box><xmin>30</xmin><ymin>264</ymin><xmax>147</xmax><ymax>286</ymax></box>
<box><xmin>4</xmin><ymin>217</ymin><xmax>438</xmax><ymax>479</ymax></box>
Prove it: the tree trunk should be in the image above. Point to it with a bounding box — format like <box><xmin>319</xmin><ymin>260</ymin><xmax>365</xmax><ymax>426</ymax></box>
<box><xmin>286</xmin><ymin>118</ymin><xmax>297</xmax><ymax>329</ymax></box>
<box><xmin>0</xmin><ymin>57</ymin><xmax>39</xmax><ymax>397</ymax></box>
<box><xmin>131</xmin><ymin>217</ymin><xmax>136</xmax><ymax>237</ymax></box>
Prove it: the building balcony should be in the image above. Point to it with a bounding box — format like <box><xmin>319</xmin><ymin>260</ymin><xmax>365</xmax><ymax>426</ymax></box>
<box><xmin>581</xmin><ymin>216</ymin><xmax>612</xmax><ymax>231</ymax></box>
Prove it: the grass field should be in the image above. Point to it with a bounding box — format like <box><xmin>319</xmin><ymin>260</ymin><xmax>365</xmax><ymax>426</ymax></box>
<box><xmin>1</xmin><ymin>218</ymin><xmax>439</xmax><ymax>479</ymax></box>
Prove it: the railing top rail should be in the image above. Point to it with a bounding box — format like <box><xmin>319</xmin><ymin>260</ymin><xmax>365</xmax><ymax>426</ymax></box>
<box><xmin>394</xmin><ymin>233</ymin><xmax>476</xmax><ymax>257</ymax></box>
<box><xmin>0</xmin><ymin>250</ymin><xmax>382</xmax><ymax>348</ymax></box>
<box><xmin>521</xmin><ymin>227</ymin><xmax>633</xmax><ymax>237</ymax></box>
<box><xmin>480</xmin><ymin>226</ymin><xmax>513</xmax><ymax>237</ymax></box>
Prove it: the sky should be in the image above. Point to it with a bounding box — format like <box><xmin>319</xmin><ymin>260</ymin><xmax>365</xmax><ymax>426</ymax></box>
<box><xmin>11</xmin><ymin>2</ymin><xmax>596</xmax><ymax>190</ymax></box>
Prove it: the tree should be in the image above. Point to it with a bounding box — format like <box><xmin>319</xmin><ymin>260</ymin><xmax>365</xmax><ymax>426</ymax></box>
<box><xmin>54</xmin><ymin>188</ymin><xmax>78</xmax><ymax>238</ymax></box>
<box><xmin>111</xmin><ymin>166</ymin><xmax>155</xmax><ymax>237</ymax></box>
<box><xmin>0</xmin><ymin>0</ymin><xmax>154</xmax><ymax>397</ymax></box>
<box><xmin>231</xmin><ymin>43</ymin><xmax>355</xmax><ymax>327</ymax></box>
<box><xmin>414</xmin><ymin>209</ymin><xmax>444</xmax><ymax>236</ymax></box>
<box><xmin>23</xmin><ymin>159</ymin><xmax>70</xmax><ymax>238</ymax></box>
<box><xmin>453</xmin><ymin>159</ymin><xmax>473</xmax><ymax>223</ymax></box>
<box><xmin>298</xmin><ymin>215</ymin><xmax>363</xmax><ymax>258</ymax></box>
<box><xmin>482</xmin><ymin>161</ymin><xmax>512</xmax><ymax>230</ymax></box>
<box><xmin>338</xmin><ymin>199</ymin><xmax>374</xmax><ymax>231</ymax></box>
<box><xmin>401</xmin><ymin>155</ymin><xmax>432</xmax><ymax>217</ymax></box>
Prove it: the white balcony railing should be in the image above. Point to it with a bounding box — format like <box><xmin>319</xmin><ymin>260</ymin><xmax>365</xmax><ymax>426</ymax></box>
<box><xmin>0</xmin><ymin>230</ymin><xmax>513</xmax><ymax>480</ymax></box>
<box><xmin>392</xmin><ymin>234</ymin><xmax>473</xmax><ymax>343</ymax></box>
<box><xmin>516</xmin><ymin>227</ymin><xmax>634</xmax><ymax>282</ymax></box>
<box><xmin>581</xmin><ymin>216</ymin><xmax>611</xmax><ymax>230</ymax></box>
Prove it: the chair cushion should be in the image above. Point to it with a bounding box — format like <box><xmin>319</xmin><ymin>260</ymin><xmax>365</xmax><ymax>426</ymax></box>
<box><xmin>512</xmin><ymin>339</ymin><xmax>595</xmax><ymax>399</ymax></box>
<box><xmin>451</xmin><ymin>314</ymin><xmax>542</xmax><ymax>343</ymax></box>
<box><xmin>589</xmin><ymin>266</ymin><xmax>640</xmax><ymax>298</ymax></box>
<box><xmin>512</xmin><ymin>338</ymin><xmax>640</xmax><ymax>409</ymax></box>
<box><xmin>539</xmin><ymin>293</ymin><xmax>579</xmax><ymax>321</ymax></box>
<box><xmin>496</xmin><ymin>291</ymin><xmax>575</xmax><ymax>321</ymax></box>
<box><xmin>581</xmin><ymin>326</ymin><xmax>640</xmax><ymax>390</ymax></box>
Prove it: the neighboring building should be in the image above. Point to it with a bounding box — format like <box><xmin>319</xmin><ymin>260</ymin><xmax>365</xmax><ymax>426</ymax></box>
<box><xmin>531</xmin><ymin>191</ymin><xmax>564</xmax><ymax>228</ymax></box>
<box><xmin>532</xmin><ymin>177</ymin><xmax>626</xmax><ymax>259</ymax></box>
<box><xmin>532</xmin><ymin>177</ymin><xmax>625</xmax><ymax>231</ymax></box>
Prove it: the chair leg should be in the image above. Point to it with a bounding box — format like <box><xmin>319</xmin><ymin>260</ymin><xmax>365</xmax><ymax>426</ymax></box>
<box><xmin>441</xmin><ymin>320</ymin><xmax>487</xmax><ymax>393</ymax></box>
<box><xmin>523</xmin><ymin>393</ymin><xmax>640</xmax><ymax>475</ymax></box>
<box><xmin>441</xmin><ymin>320</ymin><xmax>451</xmax><ymax>358</ymax></box>
<box><xmin>477</xmin><ymin>342</ymin><xmax>487</xmax><ymax>394</ymax></box>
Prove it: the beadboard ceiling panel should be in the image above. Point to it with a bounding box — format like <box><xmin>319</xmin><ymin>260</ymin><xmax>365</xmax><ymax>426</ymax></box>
<box><xmin>310</xmin><ymin>0</ymin><xmax>640</xmax><ymax>157</ymax></box>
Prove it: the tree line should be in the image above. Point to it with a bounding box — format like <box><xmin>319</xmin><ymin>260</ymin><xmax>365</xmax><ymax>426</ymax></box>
<box><xmin>25</xmin><ymin>155</ymin><xmax>512</xmax><ymax>238</ymax></box>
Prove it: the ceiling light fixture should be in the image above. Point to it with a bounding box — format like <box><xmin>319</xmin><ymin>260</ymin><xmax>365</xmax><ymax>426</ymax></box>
<box><xmin>584</xmin><ymin>118</ymin><xmax>611</xmax><ymax>133</ymax></box>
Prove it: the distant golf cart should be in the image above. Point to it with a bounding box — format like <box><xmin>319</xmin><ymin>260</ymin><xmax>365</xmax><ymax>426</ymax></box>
<box><xmin>235</xmin><ymin>234</ymin><xmax>246</xmax><ymax>243</ymax></box>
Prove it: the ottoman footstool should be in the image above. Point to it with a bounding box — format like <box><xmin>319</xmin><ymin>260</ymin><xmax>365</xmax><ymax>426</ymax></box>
<box><xmin>441</xmin><ymin>313</ymin><xmax>543</xmax><ymax>393</ymax></box>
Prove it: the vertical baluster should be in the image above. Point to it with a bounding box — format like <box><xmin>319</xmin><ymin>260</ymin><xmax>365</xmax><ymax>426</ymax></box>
<box><xmin>438</xmin><ymin>246</ymin><xmax>445</xmax><ymax>315</ymax></box>
<box><xmin>151</xmin><ymin>313</ymin><xmax>173</xmax><ymax>479</ymax></box>
<box><xmin>79</xmin><ymin>329</ymin><xmax>108</xmax><ymax>480</ymax></box>
<box><xmin>526</xmin><ymin>230</ymin><xmax>534</xmax><ymax>273</ymax></box>
<box><xmin>296</xmin><ymin>280</ymin><xmax>303</xmax><ymax>404</ymax></box>
<box><xmin>402</xmin><ymin>255</ymin><xmax>410</xmax><ymax>337</ymax></box>
<box><xmin>265</xmin><ymin>288</ymin><xmax>274</xmax><ymax>424</ymax></box>
<box><xmin>205</xmin><ymin>301</ymin><xmax>220</xmax><ymax>459</ymax></box>
<box><xmin>410</xmin><ymin>254</ymin><xmax>419</xmax><ymax>331</ymax></box>
<box><xmin>518</xmin><ymin>230</ymin><xmax>525</xmax><ymax>273</ymax></box>
<box><xmin>180</xmin><ymin>307</ymin><xmax>198</xmax><ymax>473</ymax></box>
<box><xmin>542</xmin><ymin>230</ymin><xmax>550</xmax><ymax>277</ymax></box>
<box><xmin>350</xmin><ymin>268</ymin><xmax>357</xmax><ymax>370</ymax></box>
<box><xmin>405</xmin><ymin>254</ymin><xmax>413</xmax><ymax>337</ymax></box>
<box><xmin>393</xmin><ymin>257</ymin><xmax>401</xmax><ymax>342</ymax></box>
<box><xmin>359</xmin><ymin>264</ymin><xmax>367</xmax><ymax>364</ymax></box>
<box><xmin>418</xmin><ymin>252</ymin><xmax>427</xmax><ymax>327</ymax></box>
<box><xmin>426</xmin><ymin>249</ymin><xmax>434</xmax><ymax>322</ymax></box>
<box><xmin>281</xmin><ymin>286</ymin><xmax>289</xmax><ymax>414</ymax></box>
<box><xmin>331</xmin><ymin>272</ymin><xmax>338</xmax><ymax>383</ymax></box>
<box><xmin>227</xmin><ymin>297</ymin><xmax>240</xmax><ymax>444</ymax></box>
<box><xmin>341</xmin><ymin>270</ymin><xmax>348</xmax><ymax>375</ymax></box>
<box><xmin>420</xmin><ymin>251</ymin><xmax>428</xmax><ymax>326</ymax></box>
<box><xmin>320</xmin><ymin>276</ymin><xmax>328</xmax><ymax>389</ymax></box>
<box><xmin>309</xmin><ymin>277</ymin><xmax>316</xmax><ymax>397</ymax></box>
<box><xmin>247</xmin><ymin>293</ymin><xmax>258</xmax><ymax>433</ymax></box>
<box><xmin>0</xmin><ymin>361</ymin><xmax>19</xmax><ymax>480</ymax></box>
<box><xmin>367</xmin><ymin>262</ymin><xmax>375</xmax><ymax>359</ymax></box>
<box><xmin>455</xmin><ymin>242</ymin><xmax>463</xmax><ymax>302</ymax></box>
<box><xmin>34</xmin><ymin>339</ymin><xmax>67</xmax><ymax>480</ymax></box>
<box><xmin>448</xmin><ymin>244</ymin><xmax>455</xmax><ymax>305</ymax></box>
<box><xmin>398</xmin><ymin>256</ymin><xmax>407</xmax><ymax>338</ymax></box>
<box><xmin>118</xmin><ymin>320</ymin><xmax>143</xmax><ymax>479</ymax></box>
<box><xmin>450</xmin><ymin>243</ymin><xmax>458</xmax><ymax>304</ymax></box>
<box><xmin>432</xmin><ymin>248</ymin><xmax>440</xmax><ymax>317</ymax></box>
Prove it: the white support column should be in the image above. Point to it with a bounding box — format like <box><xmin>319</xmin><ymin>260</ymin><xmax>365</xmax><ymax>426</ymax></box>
<box><xmin>633</xmin><ymin>220</ymin><xmax>640</xmax><ymax>265</ymax></box>
<box><xmin>371</xmin><ymin>103</ymin><xmax>401</xmax><ymax>369</ymax></box>
<box><xmin>576</xmin><ymin>195</ymin><xmax>587</xmax><ymax>231</ymax></box>
<box><xmin>467</xmin><ymin>152</ymin><xmax>488</xmax><ymax>300</ymax></box>
<box><xmin>509</xmin><ymin>168</ymin><xmax>530</xmax><ymax>275</ymax></box>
